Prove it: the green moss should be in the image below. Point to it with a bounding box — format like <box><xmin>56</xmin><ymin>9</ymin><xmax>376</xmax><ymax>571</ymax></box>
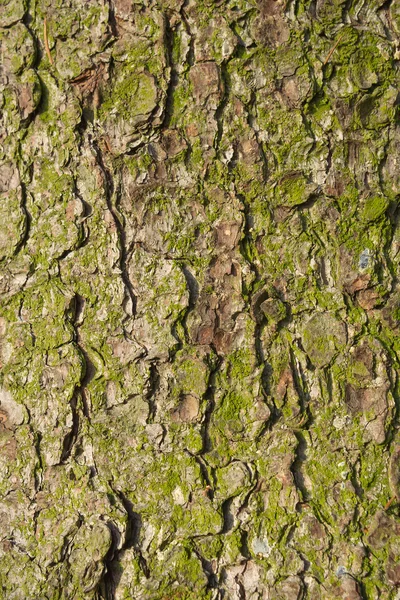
<box><xmin>194</xmin><ymin>535</ymin><xmax>223</xmax><ymax>561</ymax></box>
<box><xmin>349</xmin><ymin>32</ymin><xmax>393</xmax><ymax>90</ymax></box>
<box><xmin>306</xmin><ymin>94</ymin><xmax>332</xmax><ymax>120</ymax></box>
<box><xmin>180</xmin><ymin>426</ymin><xmax>204</xmax><ymax>453</ymax></box>
<box><xmin>173</xmin><ymin>353</ymin><xmax>208</xmax><ymax>396</ymax></box>
<box><xmin>360</xmin><ymin>195</ymin><xmax>389</xmax><ymax>223</ymax></box>
<box><xmin>334</xmin><ymin>27</ymin><xmax>359</xmax><ymax>62</ymax></box>
<box><xmin>175</xmin><ymin>497</ymin><xmax>223</xmax><ymax>536</ymax></box>
<box><xmin>144</xmin><ymin>541</ymin><xmax>212</xmax><ymax>600</ymax></box>
<box><xmin>227</xmin><ymin>347</ymin><xmax>257</xmax><ymax>380</ymax></box>
<box><xmin>168</xmin><ymin>81</ymin><xmax>192</xmax><ymax>127</ymax></box>
<box><xmin>187</xmin><ymin>138</ymin><xmax>205</xmax><ymax>170</ymax></box>
<box><xmin>36</xmin><ymin>160</ymin><xmax>75</xmax><ymax>198</ymax></box>
<box><xmin>355</xmin><ymin>86</ymin><xmax>398</xmax><ymax>130</ymax></box>
<box><xmin>101</xmin><ymin>71</ymin><xmax>157</xmax><ymax>121</ymax></box>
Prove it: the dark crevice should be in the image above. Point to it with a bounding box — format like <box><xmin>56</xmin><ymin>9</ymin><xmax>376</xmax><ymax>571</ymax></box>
<box><xmin>22</xmin><ymin>2</ymin><xmax>41</xmax><ymax>68</ymax></box>
<box><xmin>110</xmin><ymin>487</ymin><xmax>150</xmax><ymax>580</ymax></box>
<box><xmin>13</xmin><ymin>180</ymin><xmax>31</xmax><ymax>256</ymax></box>
<box><xmin>172</xmin><ymin>263</ymin><xmax>199</xmax><ymax>350</ymax></box>
<box><xmin>342</xmin><ymin>0</ymin><xmax>356</xmax><ymax>24</ymax></box>
<box><xmin>185</xmin><ymin>449</ymin><xmax>214</xmax><ymax>496</ymax></box>
<box><xmin>247</xmin><ymin>90</ymin><xmax>269</xmax><ymax>182</ymax></box>
<box><xmin>124</xmin><ymin>140</ymin><xmax>147</xmax><ymax>156</ymax></box>
<box><xmin>169</xmin><ymin>264</ymin><xmax>198</xmax><ymax>358</ymax></box>
<box><xmin>200</xmin><ymin>355</ymin><xmax>223</xmax><ymax>455</ymax></box>
<box><xmin>98</xmin><ymin>484</ymin><xmax>150</xmax><ymax>600</ymax></box>
<box><xmin>290</xmin><ymin>432</ymin><xmax>310</xmax><ymax>503</ymax></box>
<box><xmin>221</xmin><ymin>497</ymin><xmax>235</xmax><ymax>533</ymax></box>
<box><xmin>379</xmin><ymin>0</ymin><xmax>394</xmax><ymax>9</ymax></box>
<box><xmin>91</xmin><ymin>136</ymin><xmax>138</xmax><ymax>317</ymax></box>
<box><xmin>59</xmin><ymin>394</ymin><xmax>80</xmax><ymax>464</ymax></box>
<box><xmin>236</xmin><ymin>190</ymin><xmax>259</xmax><ymax>295</ymax></box>
<box><xmin>180</xmin><ymin>0</ymin><xmax>195</xmax><ymax>68</ymax></box>
<box><xmin>239</xmin><ymin>530</ymin><xmax>251</xmax><ymax>560</ymax></box>
<box><xmin>254</xmin><ymin>320</ymin><xmax>266</xmax><ymax>366</ymax></box>
<box><xmin>192</xmin><ymin>546</ymin><xmax>219</xmax><ymax>590</ymax></box>
<box><xmin>160</xmin><ymin>13</ymin><xmax>179</xmax><ymax>130</ymax></box>
<box><xmin>59</xmin><ymin>293</ymin><xmax>95</xmax><ymax>464</ymax></box>
<box><xmin>181</xmin><ymin>263</ymin><xmax>200</xmax><ymax>306</ymax></box>
<box><xmin>33</xmin><ymin>430</ymin><xmax>44</xmax><ymax>492</ymax></box>
<box><xmin>214</xmin><ymin>60</ymin><xmax>231</xmax><ymax>153</ymax></box>
<box><xmin>71</xmin><ymin>178</ymin><xmax>94</xmax><ymax>252</ymax></box>
<box><xmin>236</xmin><ymin>575</ymin><xmax>246</xmax><ymax>600</ymax></box>
<box><xmin>70</xmin><ymin>293</ymin><xmax>96</xmax><ymax>419</ymax></box>
<box><xmin>254</xmin><ymin>400</ymin><xmax>281</xmax><ymax>438</ymax></box>
<box><xmin>96</xmin><ymin>520</ymin><xmax>122</xmax><ymax>600</ymax></box>
<box><xmin>146</xmin><ymin>360</ymin><xmax>160</xmax><ymax>423</ymax></box>
<box><xmin>237</xmin><ymin>464</ymin><xmax>260</xmax><ymax>518</ymax></box>
<box><xmin>289</xmin><ymin>347</ymin><xmax>311</xmax><ymax>416</ymax></box>
<box><xmin>106</xmin><ymin>0</ymin><xmax>119</xmax><ymax>39</ymax></box>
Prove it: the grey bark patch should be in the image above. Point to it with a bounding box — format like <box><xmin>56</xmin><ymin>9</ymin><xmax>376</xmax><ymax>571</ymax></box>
<box><xmin>0</xmin><ymin>388</ymin><xmax>24</xmax><ymax>427</ymax></box>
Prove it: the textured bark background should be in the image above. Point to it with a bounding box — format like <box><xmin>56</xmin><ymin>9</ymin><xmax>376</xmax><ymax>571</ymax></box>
<box><xmin>1</xmin><ymin>0</ymin><xmax>400</xmax><ymax>598</ymax></box>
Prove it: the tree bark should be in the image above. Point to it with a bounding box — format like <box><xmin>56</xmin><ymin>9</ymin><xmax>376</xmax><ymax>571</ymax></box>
<box><xmin>1</xmin><ymin>0</ymin><xmax>400</xmax><ymax>598</ymax></box>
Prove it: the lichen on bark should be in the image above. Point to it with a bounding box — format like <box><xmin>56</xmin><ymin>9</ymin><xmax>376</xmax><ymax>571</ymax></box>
<box><xmin>1</xmin><ymin>0</ymin><xmax>400</xmax><ymax>598</ymax></box>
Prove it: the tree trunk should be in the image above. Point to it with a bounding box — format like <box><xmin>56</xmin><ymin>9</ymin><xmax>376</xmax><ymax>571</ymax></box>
<box><xmin>1</xmin><ymin>0</ymin><xmax>400</xmax><ymax>598</ymax></box>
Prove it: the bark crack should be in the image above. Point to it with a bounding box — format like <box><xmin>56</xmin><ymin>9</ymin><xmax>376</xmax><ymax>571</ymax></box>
<box><xmin>91</xmin><ymin>135</ymin><xmax>138</xmax><ymax>318</ymax></box>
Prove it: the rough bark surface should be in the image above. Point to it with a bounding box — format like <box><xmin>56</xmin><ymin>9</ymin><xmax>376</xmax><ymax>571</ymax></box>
<box><xmin>1</xmin><ymin>0</ymin><xmax>400</xmax><ymax>598</ymax></box>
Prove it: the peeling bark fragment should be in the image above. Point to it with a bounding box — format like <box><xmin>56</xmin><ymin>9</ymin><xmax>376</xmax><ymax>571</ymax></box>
<box><xmin>301</xmin><ymin>312</ymin><xmax>346</xmax><ymax>368</ymax></box>
<box><xmin>190</xmin><ymin>61</ymin><xmax>222</xmax><ymax>107</ymax></box>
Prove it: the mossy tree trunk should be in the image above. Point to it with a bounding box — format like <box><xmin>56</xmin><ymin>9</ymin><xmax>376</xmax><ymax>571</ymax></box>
<box><xmin>1</xmin><ymin>0</ymin><xmax>400</xmax><ymax>598</ymax></box>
